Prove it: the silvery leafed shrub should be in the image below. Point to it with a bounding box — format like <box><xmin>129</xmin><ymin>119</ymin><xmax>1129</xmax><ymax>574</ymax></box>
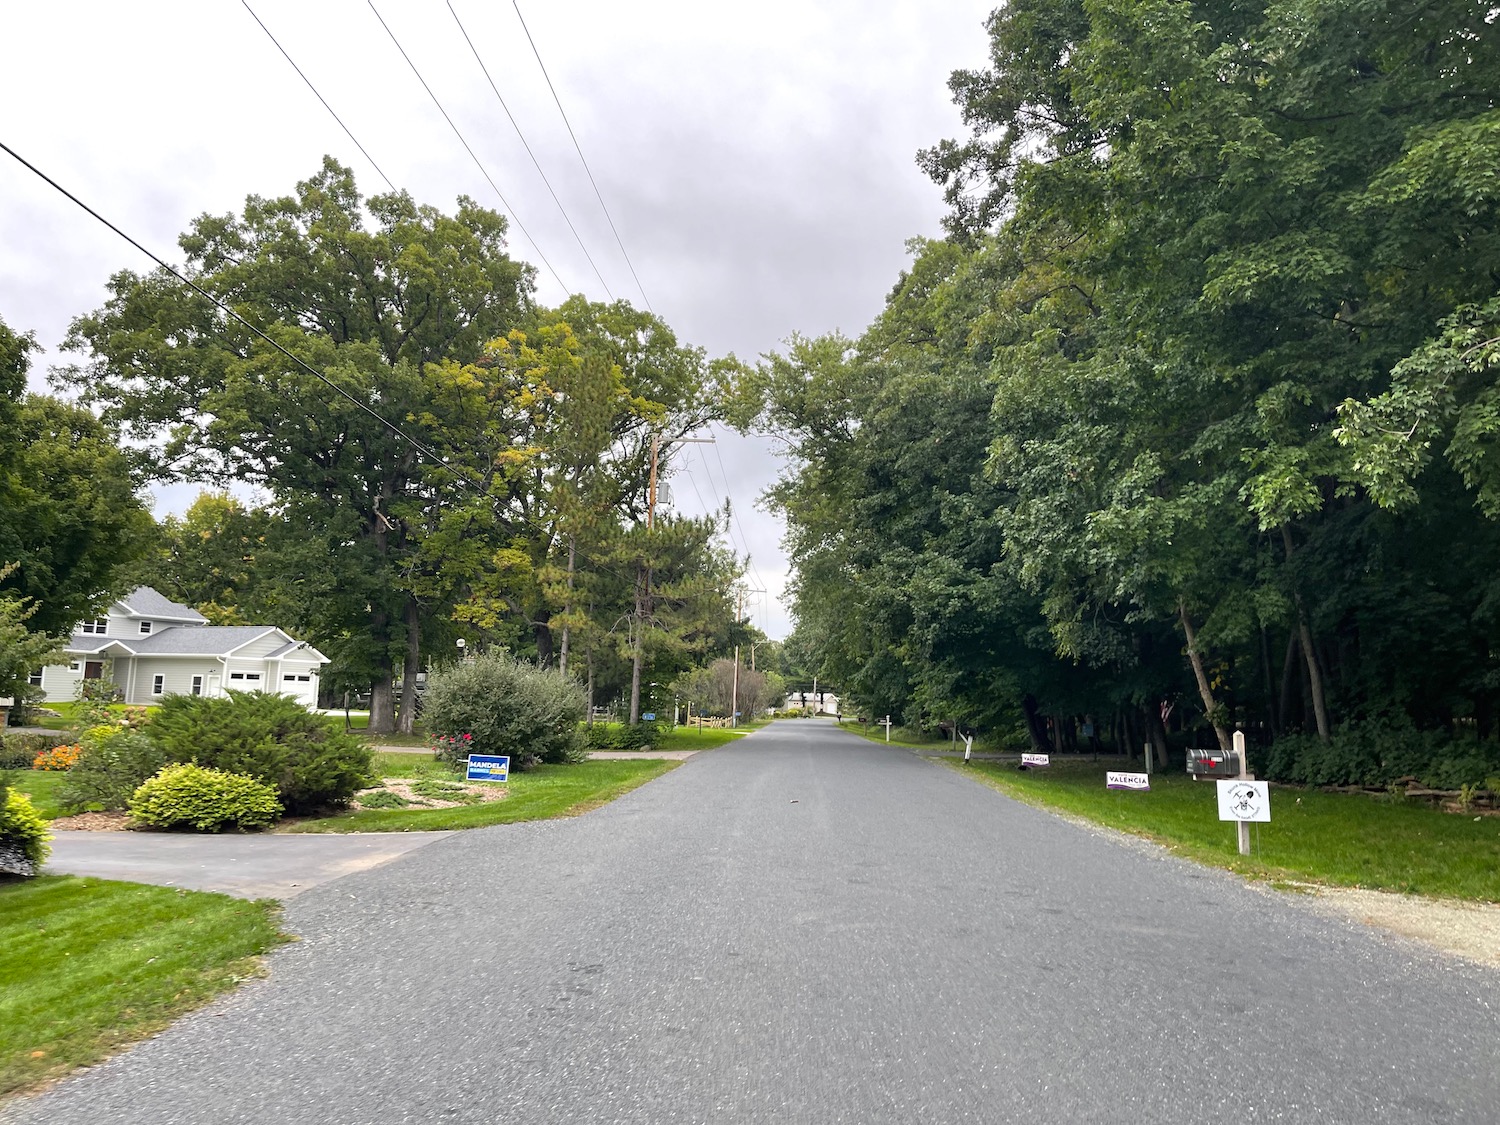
<box><xmin>422</xmin><ymin>652</ymin><xmax>586</xmax><ymax>770</ymax></box>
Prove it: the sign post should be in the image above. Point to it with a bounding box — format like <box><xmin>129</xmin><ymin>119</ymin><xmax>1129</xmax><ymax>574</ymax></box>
<box><xmin>1215</xmin><ymin>730</ymin><xmax>1268</xmax><ymax>856</ymax></box>
<box><xmin>881</xmin><ymin>715</ymin><xmax>892</xmax><ymax>743</ymax></box>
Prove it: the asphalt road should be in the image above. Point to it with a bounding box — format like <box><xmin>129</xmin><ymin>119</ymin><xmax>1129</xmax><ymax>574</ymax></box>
<box><xmin>8</xmin><ymin>722</ymin><xmax>1499</xmax><ymax>1123</ymax></box>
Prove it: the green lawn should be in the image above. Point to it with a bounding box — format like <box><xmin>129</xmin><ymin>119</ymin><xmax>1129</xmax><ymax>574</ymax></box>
<box><xmin>0</xmin><ymin>876</ymin><xmax>288</xmax><ymax>1097</ymax></box>
<box><xmin>284</xmin><ymin>756</ymin><xmax>679</xmax><ymax>833</ymax></box>
<box><xmin>951</xmin><ymin>757</ymin><xmax>1500</xmax><ymax>902</ymax></box>
<box><xmin>6</xmin><ymin>771</ymin><xmax>67</xmax><ymax>820</ymax></box>
<box><xmin>656</xmin><ymin>725</ymin><xmax>751</xmax><ymax>751</ymax></box>
<box><xmin>837</xmin><ymin>719</ymin><xmax>984</xmax><ymax>751</ymax></box>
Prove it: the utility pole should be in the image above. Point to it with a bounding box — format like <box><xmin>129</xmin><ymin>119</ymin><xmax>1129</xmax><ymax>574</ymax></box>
<box><xmin>731</xmin><ymin>588</ymin><xmax>743</xmax><ymax>728</ymax></box>
<box><xmin>632</xmin><ymin>432</ymin><xmax>716</xmax><ymax>724</ymax></box>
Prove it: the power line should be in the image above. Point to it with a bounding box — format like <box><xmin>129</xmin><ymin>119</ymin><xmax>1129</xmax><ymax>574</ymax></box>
<box><xmin>241</xmin><ymin>1</ymin><xmax>396</xmax><ymax>194</ymax></box>
<box><xmin>367</xmin><ymin>1</ymin><xmax>571</xmax><ymax>295</ymax></box>
<box><xmin>0</xmin><ymin>141</ymin><xmax>674</xmax><ymax>600</ymax></box>
<box><xmin>0</xmin><ymin>138</ymin><xmax>458</xmax><ymax>475</ymax></box>
<box><xmin>446</xmin><ymin>0</ymin><xmax>614</xmax><ymax>301</ymax></box>
<box><xmin>510</xmin><ymin>0</ymin><xmax>654</xmax><ymax>313</ymax></box>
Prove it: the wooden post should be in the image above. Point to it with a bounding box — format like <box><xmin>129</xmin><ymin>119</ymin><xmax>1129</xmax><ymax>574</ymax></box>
<box><xmin>1235</xmin><ymin>730</ymin><xmax>1251</xmax><ymax>857</ymax></box>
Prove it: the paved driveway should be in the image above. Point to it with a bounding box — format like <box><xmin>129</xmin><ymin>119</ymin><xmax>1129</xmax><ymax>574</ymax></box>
<box><xmin>8</xmin><ymin>722</ymin><xmax>1499</xmax><ymax>1123</ymax></box>
<box><xmin>43</xmin><ymin>830</ymin><xmax>453</xmax><ymax>899</ymax></box>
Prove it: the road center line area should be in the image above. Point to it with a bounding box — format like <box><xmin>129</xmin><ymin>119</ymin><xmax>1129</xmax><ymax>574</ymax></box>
<box><xmin>7</xmin><ymin>722</ymin><xmax>1498</xmax><ymax>1124</ymax></box>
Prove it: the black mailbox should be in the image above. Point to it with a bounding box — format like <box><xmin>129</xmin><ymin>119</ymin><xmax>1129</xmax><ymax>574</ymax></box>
<box><xmin>1186</xmin><ymin>747</ymin><xmax>1240</xmax><ymax>779</ymax></box>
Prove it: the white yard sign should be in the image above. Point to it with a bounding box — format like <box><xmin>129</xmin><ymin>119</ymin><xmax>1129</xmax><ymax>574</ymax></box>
<box><xmin>1106</xmin><ymin>771</ymin><xmax>1150</xmax><ymax>791</ymax></box>
<box><xmin>1217</xmin><ymin>779</ymin><xmax>1271</xmax><ymax>823</ymax></box>
<box><xmin>1021</xmin><ymin>753</ymin><xmax>1050</xmax><ymax>768</ymax></box>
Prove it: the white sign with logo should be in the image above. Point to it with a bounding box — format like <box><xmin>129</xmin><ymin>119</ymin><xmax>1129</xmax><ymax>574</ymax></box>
<box><xmin>1106</xmin><ymin>771</ymin><xmax>1150</xmax><ymax>791</ymax></box>
<box><xmin>1021</xmin><ymin>753</ymin><xmax>1050</xmax><ymax>768</ymax></box>
<box><xmin>1217</xmin><ymin>779</ymin><xmax>1270</xmax><ymax>822</ymax></box>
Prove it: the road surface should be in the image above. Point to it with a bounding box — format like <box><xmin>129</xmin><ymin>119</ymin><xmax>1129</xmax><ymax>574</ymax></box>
<box><xmin>7</xmin><ymin>721</ymin><xmax>1498</xmax><ymax>1123</ymax></box>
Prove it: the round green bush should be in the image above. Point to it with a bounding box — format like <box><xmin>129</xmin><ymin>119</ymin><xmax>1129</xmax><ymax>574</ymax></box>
<box><xmin>0</xmin><ymin>786</ymin><xmax>51</xmax><ymax>875</ymax></box>
<box><xmin>423</xmin><ymin>652</ymin><xmax>586</xmax><ymax>770</ymax></box>
<box><xmin>129</xmin><ymin>763</ymin><xmax>283</xmax><ymax>832</ymax></box>
<box><xmin>146</xmin><ymin>692</ymin><xmax>372</xmax><ymax>813</ymax></box>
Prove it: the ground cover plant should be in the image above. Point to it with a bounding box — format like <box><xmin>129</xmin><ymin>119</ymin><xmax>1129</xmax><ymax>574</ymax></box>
<box><xmin>0</xmin><ymin>876</ymin><xmax>288</xmax><ymax>1096</ymax></box>
<box><xmin>286</xmin><ymin>754</ymin><xmax>677</xmax><ymax>833</ymax></box>
<box><xmin>951</xmin><ymin>758</ymin><xmax>1500</xmax><ymax>902</ymax></box>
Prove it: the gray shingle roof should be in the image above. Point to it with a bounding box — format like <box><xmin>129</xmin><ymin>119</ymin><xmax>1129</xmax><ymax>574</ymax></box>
<box><xmin>117</xmin><ymin>587</ymin><xmax>208</xmax><ymax>623</ymax></box>
<box><xmin>127</xmin><ymin>626</ymin><xmax>277</xmax><ymax>656</ymax></box>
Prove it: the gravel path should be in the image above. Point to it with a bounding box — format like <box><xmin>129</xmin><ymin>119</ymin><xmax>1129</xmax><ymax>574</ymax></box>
<box><xmin>7</xmin><ymin>722</ymin><xmax>1499</xmax><ymax>1123</ymax></box>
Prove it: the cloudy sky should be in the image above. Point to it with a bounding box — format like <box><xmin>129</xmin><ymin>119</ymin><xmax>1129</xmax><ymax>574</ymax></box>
<box><xmin>0</xmin><ymin>0</ymin><xmax>994</xmax><ymax>638</ymax></box>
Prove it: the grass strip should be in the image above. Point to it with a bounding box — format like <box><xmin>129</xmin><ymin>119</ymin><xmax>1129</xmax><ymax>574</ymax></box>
<box><xmin>948</xmin><ymin>757</ymin><xmax>1500</xmax><ymax>902</ymax></box>
<box><xmin>0</xmin><ymin>876</ymin><xmax>289</xmax><ymax>1097</ymax></box>
<box><xmin>6</xmin><ymin>771</ymin><xmax>67</xmax><ymax>820</ymax></box>
<box><xmin>285</xmin><ymin>757</ymin><xmax>679</xmax><ymax>833</ymax></box>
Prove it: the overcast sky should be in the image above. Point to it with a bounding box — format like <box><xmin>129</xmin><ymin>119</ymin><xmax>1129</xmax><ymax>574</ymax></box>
<box><xmin>0</xmin><ymin>0</ymin><xmax>994</xmax><ymax>639</ymax></box>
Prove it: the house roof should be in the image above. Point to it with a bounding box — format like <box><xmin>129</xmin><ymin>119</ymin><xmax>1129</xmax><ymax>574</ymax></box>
<box><xmin>116</xmin><ymin>587</ymin><xmax>208</xmax><ymax>623</ymax></box>
<box><xmin>128</xmin><ymin>626</ymin><xmax>279</xmax><ymax>656</ymax></box>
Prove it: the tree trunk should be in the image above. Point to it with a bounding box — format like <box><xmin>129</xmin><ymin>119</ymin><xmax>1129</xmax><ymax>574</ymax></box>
<box><xmin>628</xmin><ymin>565</ymin><xmax>646</xmax><ymax>724</ymax></box>
<box><xmin>1020</xmin><ymin>693</ymin><xmax>1049</xmax><ymax>752</ymax></box>
<box><xmin>1278</xmin><ymin>633</ymin><xmax>1300</xmax><ymax>734</ymax></box>
<box><xmin>534</xmin><ymin>617</ymin><xmax>554</xmax><ymax>669</ymax></box>
<box><xmin>559</xmin><ymin>535</ymin><xmax>575</xmax><ymax>679</ymax></box>
<box><xmin>1179</xmin><ymin>600</ymin><xmax>1232</xmax><ymax>753</ymax></box>
<box><xmin>398</xmin><ymin>597</ymin><xmax>421</xmax><ymax>735</ymax></box>
<box><xmin>369</xmin><ymin>671</ymin><xmax>396</xmax><ymax>734</ymax></box>
<box><xmin>585</xmin><ymin>648</ymin><xmax>595</xmax><ymax>726</ymax></box>
<box><xmin>1281</xmin><ymin>526</ymin><xmax>1331</xmax><ymax>741</ymax></box>
<box><xmin>1260</xmin><ymin>625</ymin><xmax>1281</xmax><ymax>739</ymax></box>
<box><xmin>1145</xmin><ymin>703</ymin><xmax>1170</xmax><ymax>770</ymax></box>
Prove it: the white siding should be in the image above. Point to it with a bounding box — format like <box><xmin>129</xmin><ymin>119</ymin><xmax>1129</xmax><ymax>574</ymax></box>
<box><xmin>38</xmin><ymin>662</ymin><xmax>84</xmax><ymax>703</ymax></box>
<box><xmin>233</xmin><ymin>632</ymin><xmax>289</xmax><ymax>660</ymax></box>
<box><xmin>122</xmin><ymin>658</ymin><xmax>221</xmax><ymax>705</ymax></box>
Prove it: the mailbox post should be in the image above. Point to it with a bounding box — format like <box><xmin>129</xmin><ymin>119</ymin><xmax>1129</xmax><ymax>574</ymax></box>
<box><xmin>1233</xmin><ymin>730</ymin><xmax>1251</xmax><ymax>856</ymax></box>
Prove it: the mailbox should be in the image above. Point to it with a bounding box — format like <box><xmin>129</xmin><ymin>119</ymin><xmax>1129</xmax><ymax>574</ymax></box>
<box><xmin>1186</xmin><ymin>747</ymin><xmax>1240</xmax><ymax>779</ymax></box>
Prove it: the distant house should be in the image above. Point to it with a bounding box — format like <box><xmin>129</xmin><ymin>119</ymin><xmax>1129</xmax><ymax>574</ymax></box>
<box><xmin>32</xmin><ymin>587</ymin><xmax>328</xmax><ymax>708</ymax></box>
<box><xmin>786</xmin><ymin>690</ymin><xmax>840</xmax><ymax>716</ymax></box>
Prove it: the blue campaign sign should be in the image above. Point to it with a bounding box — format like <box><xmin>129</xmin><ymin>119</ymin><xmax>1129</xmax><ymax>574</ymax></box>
<box><xmin>465</xmin><ymin>754</ymin><xmax>510</xmax><ymax>782</ymax></box>
<box><xmin>642</xmin><ymin>712</ymin><xmax>656</xmax><ymax>721</ymax></box>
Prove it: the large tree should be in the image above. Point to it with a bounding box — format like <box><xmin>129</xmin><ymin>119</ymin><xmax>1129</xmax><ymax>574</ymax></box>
<box><xmin>62</xmin><ymin>159</ymin><xmax>532</xmax><ymax>731</ymax></box>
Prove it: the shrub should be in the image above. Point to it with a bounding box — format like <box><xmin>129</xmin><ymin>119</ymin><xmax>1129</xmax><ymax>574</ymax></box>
<box><xmin>0</xmin><ymin>782</ymin><xmax>51</xmax><ymax>875</ymax></box>
<box><xmin>129</xmin><ymin>763</ymin><xmax>282</xmax><ymax>832</ymax></box>
<box><xmin>147</xmin><ymin>692</ymin><xmax>371</xmax><ymax>813</ymax></box>
<box><xmin>0</xmin><ymin>733</ymin><xmax>69</xmax><ymax>771</ymax></box>
<box><xmin>33</xmin><ymin>743</ymin><xmax>82</xmax><ymax>771</ymax></box>
<box><xmin>585</xmin><ymin>721</ymin><xmax>662</xmax><ymax>750</ymax></box>
<box><xmin>57</xmin><ymin>730</ymin><xmax>175</xmax><ymax>812</ymax></box>
<box><xmin>430</xmin><ymin>732</ymin><xmax>475</xmax><ymax>768</ymax></box>
<box><xmin>422</xmin><ymin>652</ymin><xmax>586</xmax><ymax>770</ymax></box>
<box><xmin>1261</xmin><ymin>722</ymin><xmax>1500</xmax><ymax>789</ymax></box>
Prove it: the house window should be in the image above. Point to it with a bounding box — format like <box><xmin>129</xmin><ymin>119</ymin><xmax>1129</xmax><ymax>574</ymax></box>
<box><xmin>229</xmin><ymin>672</ymin><xmax>261</xmax><ymax>683</ymax></box>
<box><xmin>191</xmin><ymin>675</ymin><xmax>203</xmax><ymax>696</ymax></box>
<box><xmin>139</xmin><ymin>621</ymin><xmax>153</xmax><ymax>635</ymax></box>
<box><xmin>244</xmin><ymin>672</ymin><xmax>261</xmax><ymax>682</ymax></box>
<box><xmin>151</xmin><ymin>675</ymin><xmax>165</xmax><ymax>696</ymax></box>
<box><xmin>69</xmin><ymin>661</ymin><xmax>81</xmax><ymax>673</ymax></box>
<box><xmin>283</xmin><ymin>674</ymin><xmax>313</xmax><ymax>683</ymax></box>
<box><xmin>229</xmin><ymin>672</ymin><xmax>245</xmax><ymax>681</ymax></box>
<box><xmin>28</xmin><ymin>669</ymin><xmax>43</xmax><ymax>686</ymax></box>
<box><xmin>80</xmin><ymin>619</ymin><xmax>108</xmax><ymax>635</ymax></box>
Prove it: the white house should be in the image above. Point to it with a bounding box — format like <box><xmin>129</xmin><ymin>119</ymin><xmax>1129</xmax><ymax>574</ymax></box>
<box><xmin>33</xmin><ymin>587</ymin><xmax>328</xmax><ymax>708</ymax></box>
<box><xmin>786</xmin><ymin>690</ymin><xmax>841</xmax><ymax>716</ymax></box>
